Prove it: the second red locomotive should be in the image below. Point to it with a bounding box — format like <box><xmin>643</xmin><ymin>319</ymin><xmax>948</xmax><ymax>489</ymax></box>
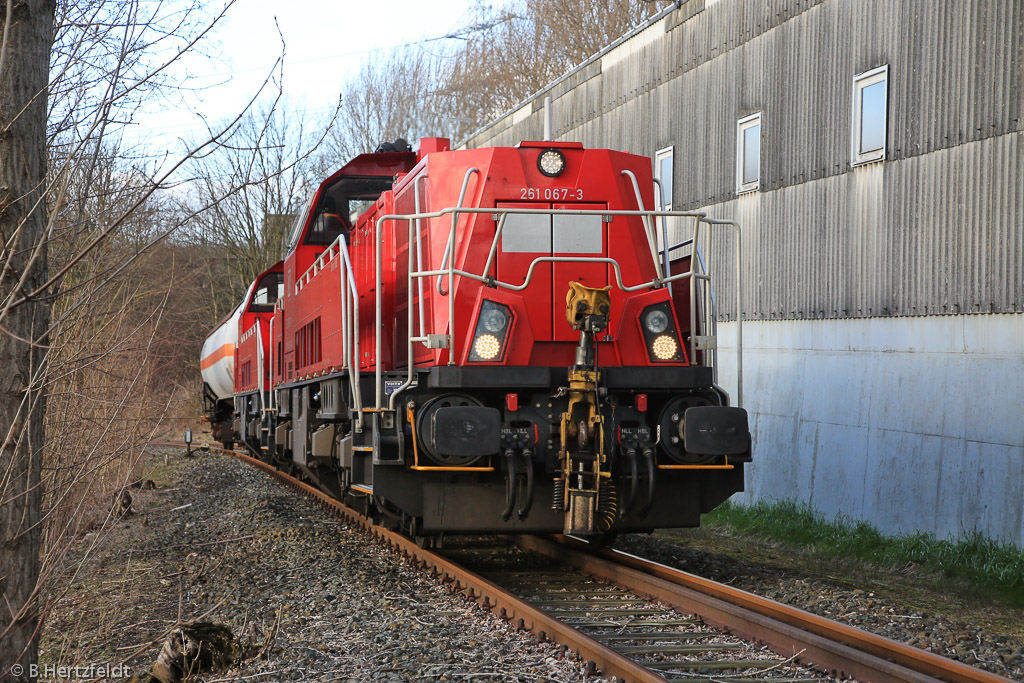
<box><xmin>202</xmin><ymin>137</ymin><xmax>750</xmax><ymax>540</ymax></box>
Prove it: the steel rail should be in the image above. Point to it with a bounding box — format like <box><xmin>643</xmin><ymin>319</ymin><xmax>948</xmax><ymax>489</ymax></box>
<box><xmin>152</xmin><ymin>442</ymin><xmax>1013</xmax><ymax>683</ymax></box>
<box><xmin>514</xmin><ymin>534</ymin><xmax>1013</xmax><ymax>683</ymax></box>
<box><xmin>217</xmin><ymin>447</ymin><xmax>669</xmax><ymax>683</ymax></box>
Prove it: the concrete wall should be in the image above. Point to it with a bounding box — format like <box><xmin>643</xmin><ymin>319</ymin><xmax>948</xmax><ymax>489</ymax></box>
<box><xmin>715</xmin><ymin>314</ymin><xmax>1024</xmax><ymax>546</ymax></box>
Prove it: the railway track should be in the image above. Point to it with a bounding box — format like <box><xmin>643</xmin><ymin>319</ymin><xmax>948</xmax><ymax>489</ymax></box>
<box><xmin>153</xmin><ymin>441</ymin><xmax>1014</xmax><ymax>683</ymax></box>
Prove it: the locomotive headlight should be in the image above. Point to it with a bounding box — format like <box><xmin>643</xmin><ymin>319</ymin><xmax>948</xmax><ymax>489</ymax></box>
<box><xmin>473</xmin><ymin>334</ymin><xmax>502</xmax><ymax>360</ymax></box>
<box><xmin>480</xmin><ymin>307</ymin><xmax>508</xmax><ymax>333</ymax></box>
<box><xmin>640</xmin><ymin>302</ymin><xmax>684</xmax><ymax>363</ymax></box>
<box><xmin>644</xmin><ymin>309</ymin><xmax>669</xmax><ymax>334</ymax></box>
<box><xmin>469</xmin><ymin>300</ymin><xmax>515</xmax><ymax>362</ymax></box>
<box><xmin>537</xmin><ymin>149</ymin><xmax>566</xmax><ymax>177</ymax></box>
<box><xmin>652</xmin><ymin>335</ymin><xmax>678</xmax><ymax>360</ymax></box>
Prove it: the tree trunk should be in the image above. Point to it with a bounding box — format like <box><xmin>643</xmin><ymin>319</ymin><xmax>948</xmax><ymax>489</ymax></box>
<box><xmin>0</xmin><ymin>0</ymin><xmax>55</xmax><ymax>678</ymax></box>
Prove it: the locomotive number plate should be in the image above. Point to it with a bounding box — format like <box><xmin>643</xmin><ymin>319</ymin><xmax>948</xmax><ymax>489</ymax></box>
<box><xmin>519</xmin><ymin>187</ymin><xmax>583</xmax><ymax>201</ymax></box>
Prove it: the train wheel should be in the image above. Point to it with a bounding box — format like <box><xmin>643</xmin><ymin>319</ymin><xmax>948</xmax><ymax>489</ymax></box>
<box><xmin>587</xmin><ymin>531</ymin><xmax>618</xmax><ymax>549</ymax></box>
<box><xmin>413</xmin><ymin>528</ymin><xmax>441</xmax><ymax>549</ymax></box>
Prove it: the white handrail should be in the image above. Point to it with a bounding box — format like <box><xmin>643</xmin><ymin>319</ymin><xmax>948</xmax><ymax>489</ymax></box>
<box><xmin>698</xmin><ymin>217</ymin><xmax>743</xmax><ymax>408</ymax></box>
<box><xmin>268</xmin><ymin>315</ymin><xmax>275</xmax><ymax>412</ymax></box>
<box><xmin>340</xmin><ymin>202</ymin><xmax>741</xmax><ymax>414</ymax></box>
<box><xmin>689</xmin><ymin>215</ymin><xmax>702</xmax><ymax>365</ymax></box>
<box><xmin>620</xmin><ymin>169</ymin><xmax>664</xmax><ymax>281</ymax></box>
<box><xmin>339</xmin><ymin>236</ymin><xmax>364</xmax><ymax>431</ymax></box>
<box><xmin>255</xmin><ymin>318</ymin><xmax>265</xmax><ymax>419</ymax></box>
<box><xmin>387</xmin><ymin>175</ymin><xmax>431</xmax><ymax>411</ymax></box>
<box><xmin>437</xmin><ymin>168</ymin><xmax>480</xmax><ymax>296</ymax></box>
<box><xmin>389</xmin><ymin>217</ymin><xmax>420</xmax><ymax>410</ymax></box>
<box><xmin>652</xmin><ymin>176</ymin><xmax>672</xmax><ymax>289</ymax></box>
<box><xmin>414</xmin><ymin>175</ymin><xmax>428</xmax><ymax>338</ymax></box>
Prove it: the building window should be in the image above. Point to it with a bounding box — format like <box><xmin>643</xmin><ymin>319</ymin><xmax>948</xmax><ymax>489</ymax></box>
<box><xmin>654</xmin><ymin>146</ymin><xmax>673</xmax><ymax>209</ymax></box>
<box><xmin>851</xmin><ymin>65</ymin><xmax>888</xmax><ymax>165</ymax></box>
<box><xmin>736</xmin><ymin>112</ymin><xmax>761</xmax><ymax>194</ymax></box>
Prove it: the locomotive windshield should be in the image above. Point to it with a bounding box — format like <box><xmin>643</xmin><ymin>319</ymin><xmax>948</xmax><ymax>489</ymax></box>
<box><xmin>320</xmin><ymin>175</ymin><xmax>394</xmax><ymax>226</ymax></box>
<box><xmin>248</xmin><ymin>271</ymin><xmax>283</xmax><ymax>312</ymax></box>
<box><xmin>290</xmin><ymin>175</ymin><xmax>397</xmax><ymax>251</ymax></box>
<box><xmin>306</xmin><ymin>212</ymin><xmax>349</xmax><ymax>246</ymax></box>
<box><xmin>286</xmin><ymin>196</ymin><xmax>314</xmax><ymax>253</ymax></box>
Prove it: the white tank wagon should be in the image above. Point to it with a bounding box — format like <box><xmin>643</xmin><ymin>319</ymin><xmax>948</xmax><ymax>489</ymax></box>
<box><xmin>200</xmin><ymin>281</ymin><xmax>256</xmax><ymax>447</ymax></box>
<box><xmin>201</xmin><ymin>305</ymin><xmax>242</xmax><ymax>400</ymax></box>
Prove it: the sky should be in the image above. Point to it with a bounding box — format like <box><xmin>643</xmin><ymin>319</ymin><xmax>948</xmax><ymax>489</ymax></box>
<box><xmin>137</xmin><ymin>0</ymin><xmax>475</xmax><ymax>153</ymax></box>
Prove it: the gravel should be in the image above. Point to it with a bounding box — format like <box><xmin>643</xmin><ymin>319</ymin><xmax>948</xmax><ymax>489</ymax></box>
<box><xmin>612</xmin><ymin>532</ymin><xmax>1024</xmax><ymax>681</ymax></box>
<box><xmin>41</xmin><ymin>449</ymin><xmax>608</xmax><ymax>682</ymax></box>
<box><xmin>42</xmin><ymin>447</ymin><xmax>1020</xmax><ymax>682</ymax></box>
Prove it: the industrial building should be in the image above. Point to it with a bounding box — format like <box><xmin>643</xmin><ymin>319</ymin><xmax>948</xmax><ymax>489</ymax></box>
<box><xmin>463</xmin><ymin>0</ymin><xmax>1024</xmax><ymax>545</ymax></box>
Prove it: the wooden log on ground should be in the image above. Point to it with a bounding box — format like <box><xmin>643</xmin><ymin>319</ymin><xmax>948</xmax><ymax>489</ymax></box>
<box><xmin>142</xmin><ymin>622</ymin><xmax>236</xmax><ymax>683</ymax></box>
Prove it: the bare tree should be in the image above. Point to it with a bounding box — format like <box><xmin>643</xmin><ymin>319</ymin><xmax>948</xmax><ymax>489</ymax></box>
<box><xmin>0</xmin><ymin>0</ymin><xmax>56</xmax><ymax>675</ymax></box>
<box><xmin>184</xmin><ymin>99</ymin><xmax>331</xmax><ymax>298</ymax></box>
<box><xmin>324</xmin><ymin>46</ymin><xmax>458</xmax><ymax>163</ymax></box>
<box><xmin>324</xmin><ymin>0</ymin><xmax>660</xmax><ymax>156</ymax></box>
<box><xmin>0</xmin><ymin>0</ymin><xmax>312</xmax><ymax>674</ymax></box>
<box><xmin>1</xmin><ymin>0</ymin><xmax>660</xmax><ymax>674</ymax></box>
<box><xmin>529</xmin><ymin>0</ymin><xmax>659</xmax><ymax>66</ymax></box>
<box><xmin>446</xmin><ymin>0</ymin><xmax>658</xmax><ymax>132</ymax></box>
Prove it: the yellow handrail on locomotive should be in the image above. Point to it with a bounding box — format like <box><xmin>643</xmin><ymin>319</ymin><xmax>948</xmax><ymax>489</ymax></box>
<box><xmin>657</xmin><ymin>455</ymin><xmax>734</xmax><ymax>471</ymax></box>
<box><xmin>406</xmin><ymin>404</ymin><xmax>496</xmax><ymax>473</ymax></box>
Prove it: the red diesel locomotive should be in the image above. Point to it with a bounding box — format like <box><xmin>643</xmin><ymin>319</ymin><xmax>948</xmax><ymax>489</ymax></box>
<box><xmin>201</xmin><ymin>137</ymin><xmax>750</xmax><ymax>540</ymax></box>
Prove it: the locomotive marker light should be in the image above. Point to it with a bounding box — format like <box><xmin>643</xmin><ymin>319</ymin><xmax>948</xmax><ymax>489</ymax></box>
<box><xmin>652</xmin><ymin>335</ymin><xmax>679</xmax><ymax>360</ymax></box>
<box><xmin>640</xmin><ymin>302</ymin><xmax>683</xmax><ymax>362</ymax></box>
<box><xmin>473</xmin><ymin>334</ymin><xmax>501</xmax><ymax>360</ymax></box>
<box><xmin>468</xmin><ymin>300</ymin><xmax>514</xmax><ymax>363</ymax></box>
<box><xmin>537</xmin><ymin>148</ymin><xmax>566</xmax><ymax>177</ymax></box>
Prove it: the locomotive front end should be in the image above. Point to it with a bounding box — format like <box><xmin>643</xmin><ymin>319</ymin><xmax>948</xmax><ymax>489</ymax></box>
<box><xmin>388</xmin><ymin>141</ymin><xmax>752</xmax><ymax>538</ymax></box>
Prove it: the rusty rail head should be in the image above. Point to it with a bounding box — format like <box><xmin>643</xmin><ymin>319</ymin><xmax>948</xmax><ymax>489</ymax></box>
<box><xmin>513</xmin><ymin>535</ymin><xmax>1014</xmax><ymax>683</ymax></box>
<box><xmin>216</xmin><ymin>448</ymin><xmax>669</xmax><ymax>683</ymax></box>
<box><xmin>153</xmin><ymin>443</ymin><xmax>1013</xmax><ymax>683</ymax></box>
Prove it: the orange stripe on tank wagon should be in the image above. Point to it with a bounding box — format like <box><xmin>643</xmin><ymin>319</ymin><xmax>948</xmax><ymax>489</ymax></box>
<box><xmin>200</xmin><ymin>343</ymin><xmax>235</xmax><ymax>370</ymax></box>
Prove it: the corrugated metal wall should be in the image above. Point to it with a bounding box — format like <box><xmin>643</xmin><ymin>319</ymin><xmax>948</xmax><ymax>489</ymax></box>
<box><xmin>464</xmin><ymin>0</ymin><xmax>1024</xmax><ymax>321</ymax></box>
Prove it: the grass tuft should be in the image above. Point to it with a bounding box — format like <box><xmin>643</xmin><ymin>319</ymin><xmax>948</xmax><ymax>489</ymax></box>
<box><xmin>703</xmin><ymin>500</ymin><xmax>1024</xmax><ymax>607</ymax></box>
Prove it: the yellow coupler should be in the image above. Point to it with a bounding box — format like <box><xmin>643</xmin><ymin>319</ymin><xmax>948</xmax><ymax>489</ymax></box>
<box><xmin>559</xmin><ymin>283</ymin><xmax>612</xmax><ymax>535</ymax></box>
